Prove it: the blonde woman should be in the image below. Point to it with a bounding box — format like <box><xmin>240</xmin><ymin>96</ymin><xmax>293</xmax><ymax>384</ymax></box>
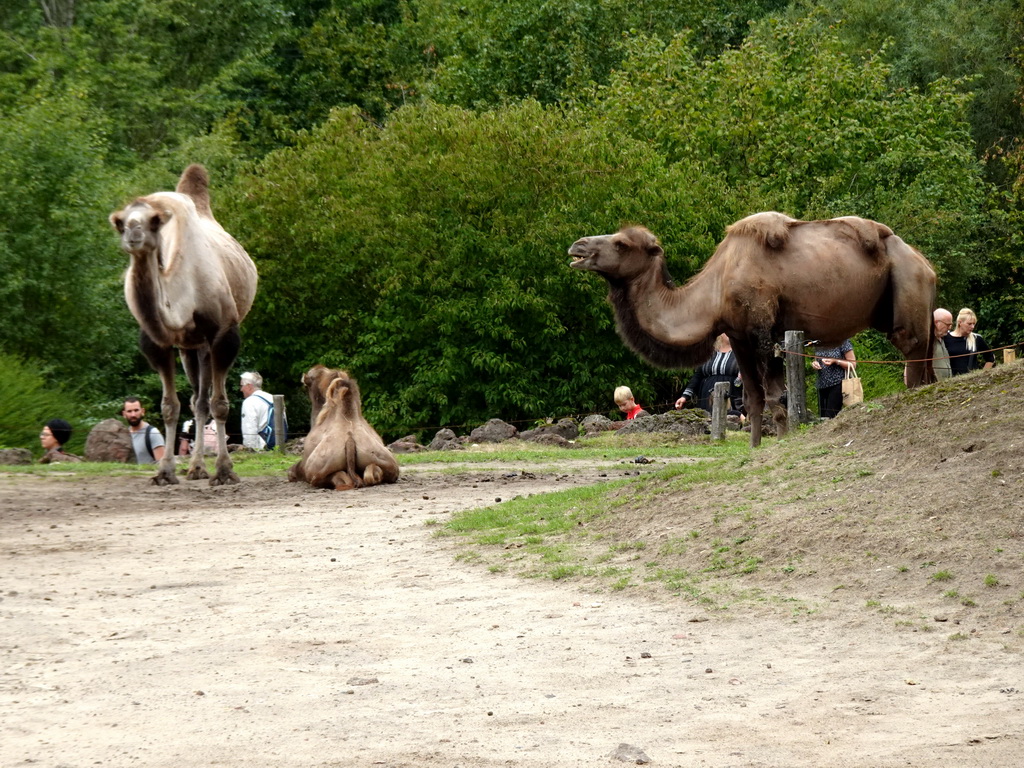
<box><xmin>944</xmin><ymin>308</ymin><xmax>994</xmax><ymax>376</ymax></box>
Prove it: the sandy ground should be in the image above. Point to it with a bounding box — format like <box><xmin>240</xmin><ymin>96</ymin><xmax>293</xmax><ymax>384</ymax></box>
<box><xmin>1</xmin><ymin>463</ymin><xmax>1021</xmax><ymax>768</ymax></box>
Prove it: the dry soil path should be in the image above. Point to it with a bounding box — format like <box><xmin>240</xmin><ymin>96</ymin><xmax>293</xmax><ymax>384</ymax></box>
<box><xmin>1</xmin><ymin>465</ymin><xmax>1020</xmax><ymax>767</ymax></box>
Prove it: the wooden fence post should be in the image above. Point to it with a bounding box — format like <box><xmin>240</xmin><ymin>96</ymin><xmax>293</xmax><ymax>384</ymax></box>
<box><xmin>273</xmin><ymin>394</ymin><xmax>286</xmax><ymax>451</ymax></box>
<box><xmin>710</xmin><ymin>380</ymin><xmax>730</xmax><ymax>441</ymax></box>
<box><xmin>1004</xmin><ymin>348</ymin><xmax>1017</xmax><ymax>365</ymax></box>
<box><xmin>785</xmin><ymin>330</ymin><xmax>809</xmax><ymax>426</ymax></box>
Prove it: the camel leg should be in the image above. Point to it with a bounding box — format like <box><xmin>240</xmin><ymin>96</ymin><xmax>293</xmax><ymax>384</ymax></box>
<box><xmin>207</xmin><ymin>325</ymin><xmax>241</xmax><ymax>486</ymax></box>
<box><xmin>731</xmin><ymin>340</ymin><xmax>766</xmax><ymax>447</ymax></box>
<box><xmin>140</xmin><ymin>332</ymin><xmax>180</xmax><ymax>486</ymax></box>
<box><xmin>181</xmin><ymin>348</ymin><xmax>210</xmax><ymax>481</ymax></box>
<box><xmin>329</xmin><ymin>470</ymin><xmax>356</xmax><ymax>491</ymax></box>
<box><xmin>363</xmin><ymin>464</ymin><xmax>384</xmax><ymax>487</ymax></box>
<box><xmin>287</xmin><ymin>460</ymin><xmax>306</xmax><ymax>483</ymax></box>
<box><xmin>763</xmin><ymin>356</ymin><xmax>788</xmax><ymax>437</ymax></box>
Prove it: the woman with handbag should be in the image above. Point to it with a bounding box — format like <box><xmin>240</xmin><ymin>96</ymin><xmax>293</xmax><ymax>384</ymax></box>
<box><xmin>812</xmin><ymin>340</ymin><xmax>857</xmax><ymax>418</ymax></box>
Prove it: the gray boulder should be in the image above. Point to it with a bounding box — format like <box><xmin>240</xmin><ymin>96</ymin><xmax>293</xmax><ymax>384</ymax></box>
<box><xmin>428</xmin><ymin>428</ymin><xmax>464</xmax><ymax>452</ymax></box>
<box><xmin>580</xmin><ymin>414</ymin><xmax>615</xmax><ymax>435</ymax></box>
<box><xmin>84</xmin><ymin>419</ymin><xmax>134</xmax><ymax>463</ymax></box>
<box><xmin>618</xmin><ymin>409</ymin><xmax>709</xmax><ymax>436</ymax></box>
<box><xmin>388</xmin><ymin>435</ymin><xmax>426</xmax><ymax>454</ymax></box>
<box><xmin>520</xmin><ymin>417</ymin><xmax>579</xmax><ymax>443</ymax></box>
<box><xmin>468</xmin><ymin>418</ymin><xmax>518</xmax><ymax>443</ymax></box>
<box><xmin>0</xmin><ymin>448</ymin><xmax>32</xmax><ymax>465</ymax></box>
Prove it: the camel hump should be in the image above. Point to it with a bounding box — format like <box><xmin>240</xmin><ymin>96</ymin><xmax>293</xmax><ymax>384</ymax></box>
<box><xmin>829</xmin><ymin>216</ymin><xmax>894</xmax><ymax>258</ymax></box>
<box><xmin>176</xmin><ymin>164</ymin><xmax>213</xmax><ymax>218</ymax></box>
<box><xmin>725</xmin><ymin>212</ymin><xmax>797</xmax><ymax>250</ymax></box>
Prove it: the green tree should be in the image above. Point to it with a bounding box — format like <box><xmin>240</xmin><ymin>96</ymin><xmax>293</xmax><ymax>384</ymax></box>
<box><xmin>0</xmin><ymin>94</ymin><xmax>138</xmax><ymax>394</ymax></box>
<box><xmin>809</xmin><ymin>0</ymin><xmax>1023</xmax><ymax>159</ymax></box>
<box><xmin>423</xmin><ymin>0</ymin><xmax>787</xmax><ymax>107</ymax></box>
<box><xmin>226</xmin><ymin>102</ymin><xmax>723</xmax><ymax>437</ymax></box>
<box><xmin>591</xmin><ymin>12</ymin><xmax>988</xmax><ymax>302</ymax></box>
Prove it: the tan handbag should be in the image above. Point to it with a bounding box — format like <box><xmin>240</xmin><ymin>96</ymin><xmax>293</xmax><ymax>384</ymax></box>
<box><xmin>841</xmin><ymin>365</ymin><xmax>863</xmax><ymax>406</ymax></box>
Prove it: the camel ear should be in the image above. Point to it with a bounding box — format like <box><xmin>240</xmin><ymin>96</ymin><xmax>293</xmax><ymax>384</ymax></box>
<box><xmin>647</xmin><ymin>243</ymin><xmax>664</xmax><ymax>259</ymax></box>
<box><xmin>109</xmin><ymin>213</ymin><xmax>125</xmax><ymax>233</ymax></box>
<box><xmin>148</xmin><ymin>212</ymin><xmax>165</xmax><ymax>232</ymax></box>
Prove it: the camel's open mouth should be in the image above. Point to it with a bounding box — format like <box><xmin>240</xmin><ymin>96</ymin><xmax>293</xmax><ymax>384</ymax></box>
<box><xmin>568</xmin><ymin>243</ymin><xmax>593</xmax><ymax>270</ymax></box>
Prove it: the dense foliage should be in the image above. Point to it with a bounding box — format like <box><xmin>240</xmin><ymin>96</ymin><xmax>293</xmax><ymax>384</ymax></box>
<box><xmin>0</xmin><ymin>353</ymin><xmax>85</xmax><ymax>455</ymax></box>
<box><xmin>1</xmin><ymin>0</ymin><xmax>1021</xmax><ymax>441</ymax></box>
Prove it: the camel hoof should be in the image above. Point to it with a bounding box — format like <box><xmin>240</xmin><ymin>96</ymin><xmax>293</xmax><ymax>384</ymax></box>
<box><xmin>210</xmin><ymin>471</ymin><xmax>240</xmax><ymax>486</ymax></box>
<box><xmin>187</xmin><ymin>465</ymin><xmax>210</xmax><ymax>481</ymax></box>
<box><xmin>151</xmin><ymin>471</ymin><xmax>180</xmax><ymax>486</ymax></box>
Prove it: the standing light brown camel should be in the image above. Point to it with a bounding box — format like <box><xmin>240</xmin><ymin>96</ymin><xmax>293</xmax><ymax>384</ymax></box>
<box><xmin>569</xmin><ymin>212</ymin><xmax>936</xmax><ymax>446</ymax></box>
<box><xmin>288</xmin><ymin>366</ymin><xmax>399</xmax><ymax>491</ymax></box>
<box><xmin>110</xmin><ymin>164</ymin><xmax>258</xmax><ymax>484</ymax></box>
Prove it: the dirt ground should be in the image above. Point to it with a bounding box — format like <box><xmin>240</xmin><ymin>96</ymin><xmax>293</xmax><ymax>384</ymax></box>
<box><xmin>2</xmin><ymin>368</ymin><xmax>1023</xmax><ymax>767</ymax></box>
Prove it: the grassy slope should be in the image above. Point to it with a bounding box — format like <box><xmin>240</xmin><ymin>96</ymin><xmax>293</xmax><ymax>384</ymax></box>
<box><xmin>442</xmin><ymin>363</ymin><xmax>1024</xmax><ymax>649</ymax></box>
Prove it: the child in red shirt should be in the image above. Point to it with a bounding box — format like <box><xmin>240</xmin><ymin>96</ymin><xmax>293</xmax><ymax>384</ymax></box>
<box><xmin>613</xmin><ymin>386</ymin><xmax>648</xmax><ymax>420</ymax></box>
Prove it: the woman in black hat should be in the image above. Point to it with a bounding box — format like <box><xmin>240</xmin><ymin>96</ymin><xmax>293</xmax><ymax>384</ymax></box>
<box><xmin>39</xmin><ymin>419</ymin><xmax>83</xmax><ymax>463</ymax></box>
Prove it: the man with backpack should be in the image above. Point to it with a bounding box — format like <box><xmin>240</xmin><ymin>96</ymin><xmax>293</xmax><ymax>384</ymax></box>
<box><xmin>240</xmin><ymin>371</ymin><xmax>286</xmax><ymax>450</ymax></box>
<box><xmin>122</xmin><ymin>397</ymin><xmax>165</xmax><ymax>464</ymax></box>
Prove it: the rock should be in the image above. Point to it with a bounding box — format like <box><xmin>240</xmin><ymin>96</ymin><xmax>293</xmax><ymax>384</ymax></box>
<box><xmin>345</xmin><ymin>676</ymin><xmax>379</xmax><ymax>686</ymax></box>
<box><xmin>520</xmin><ymin>418</ymin><xmax>579</xmax><ymax>442</ymax></box>
<box><xmin>388</xmin><ymin>435</ymin><xmax>426</xmax><ymax>453</ymax></box>
<box><xmin>524</xmin><ymin>433</ymin><xmax>573</xmax><ymax>448</ymax></box>
<box><xmin>84</xmin><ymin>419</ymin><xmax>134</xmax><ymax>463</ymax></box>
<box><xmin>610</xmin><ymin>743</ymin><xmax>651</xmax><ymax>764</ymax></box>
<box><xmin>0</xmin><ymin>448</ymin><xmax>32</xmax><ymax>465</ymax></box>
<box><xmin>618</xmin><ymin>409</ymin><xmax>709</xmax><ymax>436</ymax></box>
<box><xmin>428</xmin><ymin>428</ymin><xmax>463</xmax><ymax>452</ymax></box>
<box><xmin>580</xmin><ymin>414</ymin><xmax>615</xmax><ymax>434</ymax></box>
<box><xmin>469</xmin><ymin>418</ymin><xmax>518</xmax><ymax>443</ymax></box>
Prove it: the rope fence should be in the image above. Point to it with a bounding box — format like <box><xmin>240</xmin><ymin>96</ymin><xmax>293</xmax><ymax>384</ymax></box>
<box><xmin>5</xmin><ymin>336</ymin><xmax>1022</xmax><ymax>449</ymax></box>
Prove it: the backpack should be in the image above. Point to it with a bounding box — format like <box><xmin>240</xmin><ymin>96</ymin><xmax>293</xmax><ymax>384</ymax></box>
<box><xmin>255</xmin><ymin>391</ymin><xmax>287</xmax><ymax>449</ymax></box>
<box><xmin>143</xmin><ymin>424</ymin><xmax>157</xmax><ymax>462</ymax></box>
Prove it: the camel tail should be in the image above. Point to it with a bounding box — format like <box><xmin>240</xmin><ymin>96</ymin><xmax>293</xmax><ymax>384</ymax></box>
<box><xmin>725</xmin><ymin>211</ymin><xmax>796</xmax><ymax>250</ymax></box>
<box><xmin>176</xmin><ymin>164</ymin><xmax>213</xmax><ymax>218</ymax></box>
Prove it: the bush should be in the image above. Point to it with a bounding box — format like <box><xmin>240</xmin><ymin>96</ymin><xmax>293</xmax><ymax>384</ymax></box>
<box><xmin>0</xmin><ymin>354</ymin><xmax>85</xmax><ymax>457</ymax></box>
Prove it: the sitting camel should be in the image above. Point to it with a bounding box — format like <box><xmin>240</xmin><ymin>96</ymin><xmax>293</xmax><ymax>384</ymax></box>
<box><xmin>110</xmin><ymin>165</ymin><xmax>258</xmax><ymax>484</ymax></box>
<box><xmin>288</xmin><ymin>367</ymin><xmax>399</xmax><ymax>490</ymax></box>
<box><xmin>569</xmin><ymin>212</ymin><xmax>936</xmax><ymax>446</ymax></box>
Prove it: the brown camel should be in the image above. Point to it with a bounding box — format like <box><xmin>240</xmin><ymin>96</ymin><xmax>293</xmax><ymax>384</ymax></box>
<box><xmin>110</xmin><ymin>164</ymin><xmax>258</xmax><ymax>484</ymax></box>
<box><xmin>569</xmin><ymin>212</ymin><xmax>936</xmax><ymax>446</ymax></box>
<box><xmin>288</xmin><ymin>367</ymin><xmax>399</xmax><ymax>490</ymax></box>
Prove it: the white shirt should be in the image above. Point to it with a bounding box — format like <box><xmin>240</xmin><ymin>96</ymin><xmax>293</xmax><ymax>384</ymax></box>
<box><xmin>241</xmin><ymin>390</ymin><xmax>272</xmax><ymax>451</ymax></box>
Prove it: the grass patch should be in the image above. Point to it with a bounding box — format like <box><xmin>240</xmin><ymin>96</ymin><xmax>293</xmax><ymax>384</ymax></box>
<box><xmin>443</xmin><ymin>480</ymin><xmax>630</xmax><ymax>545</ymax></box>
<box><xmin>398</xmin><ymin>435</ymin><xmax>750</xmax><ymax>466</ymax></box>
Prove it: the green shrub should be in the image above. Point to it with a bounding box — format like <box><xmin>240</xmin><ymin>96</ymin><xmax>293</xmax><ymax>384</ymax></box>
<box><xmin>0</xmin><ymin>353</ymin><xmax>85</xmax><ymax>456</ymax></box>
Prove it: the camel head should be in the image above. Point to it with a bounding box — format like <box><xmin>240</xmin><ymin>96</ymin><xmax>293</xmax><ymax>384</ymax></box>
<box><xmin>110</xmin><ymin>200</ymin><xmax>169</xmax><ymax>258</ymax></box>
<box><xmin>569</xmin><ymin>227</ymin><xmax>665</xmax><ymax>282</ymax></box>
<box><xmin>303</xmin><ymin>365</ymin><xmax>349</xmax><ymax>424</ymax></box>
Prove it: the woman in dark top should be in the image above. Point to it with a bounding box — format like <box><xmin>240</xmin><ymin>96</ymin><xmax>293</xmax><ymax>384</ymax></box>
<box><xmin>675</xmin><ymin>334</ymin><xmax>743</xmax><ymax>415</ymax></box>
<box><xmin>944</xmin><ymin>307</ymin><xmax>995</xmax><ymax>376</ymax></box>
<box><xmin>812</xmin><ymin>339</ymin><xmax>856</xmax><ymax>419</ymax></box>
